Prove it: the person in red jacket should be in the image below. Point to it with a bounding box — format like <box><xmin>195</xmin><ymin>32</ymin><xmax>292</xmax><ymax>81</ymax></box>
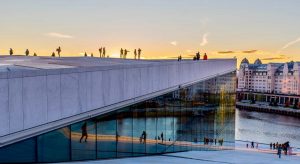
<box><xmin>203</xmin><ymin>53</ymin><xmax>208</xmax><ymax>60</ymax></box>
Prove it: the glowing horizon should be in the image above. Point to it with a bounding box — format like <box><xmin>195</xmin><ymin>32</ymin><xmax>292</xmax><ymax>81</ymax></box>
<box><xmin>1</xmin><ymin>0</ymin><xmax>300</xmax><ymax>65</ymax></box>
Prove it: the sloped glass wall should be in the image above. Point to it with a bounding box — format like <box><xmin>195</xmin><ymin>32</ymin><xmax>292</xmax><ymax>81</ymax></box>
<box><xmin>0</xmin><ymin>71</ymin><xmax>236</xmax><ymax>163</ymax></box>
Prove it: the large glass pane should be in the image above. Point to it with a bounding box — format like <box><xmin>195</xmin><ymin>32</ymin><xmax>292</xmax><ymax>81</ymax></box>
<box><xmin>145</xmin><ymin>99</ymin><xmax>157</xmax><ymax>154</ymax></box>
<box><xmin>132</xmin><ymin>103</ymin><xmax>146</xmax><ymax>156</ymax></box>
<box><xmin>165</xmin><ymin>92</ymin><xmax>175</xmax><ymax>153</ymax></box>
<box><xmin>156</xmin><ymin>96</ymin><xmax>166</xmax><ymax>153</ymax></box>
<box><xmin>96</xmin><ymin>112</ymin><xmax>117</xmax><ymax>159</ymax></box>
<box><xmin>71</xmin><ymin>120</ymin><xmax>96</xmax><ymax>161</ymax></box>
<box><xmin>0</xmin><ymin>138</ymin><xmax>36</xmax><ymax>163</ymax></box>
<box><xmin>37</xmin><ymin>127</ymin><xmax>70</xmax><ymax>162</ymax></box>
<box><xmin>117</xmin><ymin>107</ymin><xmax>133</xmax><ymax>157</ymax></box>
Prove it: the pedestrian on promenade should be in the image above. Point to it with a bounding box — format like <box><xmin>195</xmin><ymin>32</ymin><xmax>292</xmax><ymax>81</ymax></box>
<box><xmin>246</xmin><ymin>143</ymin><xmax>249</xmax><ymax>148</ymax></box>
<box><xmin>161</xmin><ymin>132</ymin><xmax>164</xmax><ymax>143</ymax></box>
<box><xmin>273</xmin><ymin>143</ymin><xmax>276</xmax><ymax>149</ymax></box>
<box><xmin>277</xmin><ymin>144</ymin><xmax>282</xmax><ymax>158</ymax></box>
<box><xmin>270</xmin><ymin>143</ymin><xmax>272</xmax><ymax>149</ymax></box>
<box><xmin>251</xmin><ymin>141</ymin><xmax>254</xmax><ymax>148</ymax></box>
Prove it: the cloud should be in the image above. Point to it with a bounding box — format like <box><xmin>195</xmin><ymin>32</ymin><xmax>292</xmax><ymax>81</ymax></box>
<box><xmin>200</xmin><ymin>33</ymin><xmax>209</xmax><ymax>46</ymax></box>
<box><xmin>277</xmin><ymin>37</ymin><xmax>300</xmax><ymax>54</ymax></box>
<box><xmin>46</xmin><ymin>32</ymin><xmax>73</xmax><ymax>39</ymax></box>
<box><xmin>261</xmin><ymin>55</ymin><xmax>289</xmax><ymax>61</ymax></box>
<box><xmin>170</xmin><ymin>41</ymin><xmax>177</xmax><ymax>46</ymax></box>
<box><xmin>242</xmin><ymin>50</ymin><xmax>257</xmax><ymax>53</ymax></box>
<box><xmin>218</xmin><ymin>51</ymin><xmax>235</xmax><ymax>54</ymax></box>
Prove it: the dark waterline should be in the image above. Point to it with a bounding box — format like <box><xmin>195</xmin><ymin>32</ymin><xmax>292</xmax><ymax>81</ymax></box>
<box><xmin>235</xmin><ymin>108</ymin><xmax>300</xmax><ymax>148</ymax></box>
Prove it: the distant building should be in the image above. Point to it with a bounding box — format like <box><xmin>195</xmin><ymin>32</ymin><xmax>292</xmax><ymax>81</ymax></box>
<box><xmin>238</xmin><ymin>58</ymin><xmax>300</xmax><ymax>95</ymax></box>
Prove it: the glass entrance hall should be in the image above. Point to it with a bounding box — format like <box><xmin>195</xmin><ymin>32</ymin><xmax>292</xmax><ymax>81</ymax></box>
<box><xmin>0</xmin><ymin>71</ymin><xmax>236</xmax><ymax>163</ymax></box>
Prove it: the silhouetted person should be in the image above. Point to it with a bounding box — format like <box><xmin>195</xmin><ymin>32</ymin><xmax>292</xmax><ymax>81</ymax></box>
<box><xmin>196</xmin><ymin>52</ymin><xmax>200</xmax><ymax>60</ymax></box>
<box><xmin>51</xmin><ymin>52</ymin><xmax>55</xmax><ymax>57</ymax></box>
<box><xmin>56</xmin><ymin>47</ymin><xmax>61</xmax><ymax>57</ymax></box>
<box><xmin>278</xmin><ymin>144</ymin><xmax>282</xmax><ymax>158</ymax></box>
<box><xmin>203</xmin><ymin>53</ymin><xmax>208</xmax><ymax>60</ymax></box>
<box><xmin>33</xmin><ymin>53</ymin><xmax>37</xmax><ymax>56</ymax></box>
<box><xmin>79</xmin><ymin>122</ymin><xmax>88</xmax><ymax>143</ymax></box>
<box><xmin>134</xmin><ymin>49</ymin><xmax>137</xmax><ymax>59</ymax></box>
<box><xmin>178</xmin><ymin>55</ymin><xmax>182</xmax><ymax>61</ymax></box>
<box><xmin>25</xmin><ymin>49</ymin><xmax>29</xmax><ymax>56</ymax></box>
<box><xmin>99</xmin><ymin>47</ymin><xmax>102</xmax><ymax>57</ymax></box>
<box><xmin>9</xmin><ymin>48</ymin><xmax>13</xmax><ymax>56</ymax></box>
<box><xmin>91</xmin><ymin>53</ymin><xmax>94</xmax><ymax>57</ymax></box>
<box><xmin>124</xmin><ymin>49</ymin><xmax>129</xmax><ymax>59</ymax></box>
<box><xmin>161</xmin><ymin>132</ymin><xmax>164</xmax><ymax>143</ymax></box>
<box><xmin>84</xmin><ymin>52</ymin><xmax>87</xmax><ymax>57</ymax></box>
<box><xmin>138</xmin><ymin>48</ymin><xmax>141</xmax><ymax>59</ymax></box>
<box><xmin>270</xmin><ymin>143</ymin><xmax>272</xmax><ymax>149</ymax></box>
<box><xmin>120</xmin><ymin>48</ymin><xmax>123</xmax><ymax>58</ymax></box>
<box><xmin>251</xmin><ymin>141</ymin><xmax>254</xmax><ymax>148</ymax></box>
<box><xmin>103</xmin><ymin>47</ymin><xmax>106</xmax><ymax>58</ymax></box>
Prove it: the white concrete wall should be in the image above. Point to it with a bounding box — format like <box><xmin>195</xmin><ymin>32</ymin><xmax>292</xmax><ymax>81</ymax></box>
<box><xmin>0</xmin><ymin>59</ymin><xmax>236</xmax><ymax>137</ymax></box>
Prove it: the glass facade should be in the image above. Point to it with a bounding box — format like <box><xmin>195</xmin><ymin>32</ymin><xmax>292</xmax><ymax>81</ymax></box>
<box><xmin>0</xmin><ymin>72</ymin><xmax>236</xmax><ymax>163</ymax></box>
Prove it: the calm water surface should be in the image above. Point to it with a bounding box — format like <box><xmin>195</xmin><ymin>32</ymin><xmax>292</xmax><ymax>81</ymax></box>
<box><xmin>235</xmin><ymin>108</ymin><xmax>300</xmax><ymax>148</ymax></box>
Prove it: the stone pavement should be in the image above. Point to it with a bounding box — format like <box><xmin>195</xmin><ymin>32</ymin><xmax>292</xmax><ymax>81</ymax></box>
<box><xmin>60</xmin><ymin>150</ymin><xmax>300</xmax><ymax>164</ymax></box>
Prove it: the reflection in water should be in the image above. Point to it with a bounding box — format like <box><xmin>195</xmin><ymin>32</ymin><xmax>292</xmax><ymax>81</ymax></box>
<box><xmin>236</xmin><ymin>109</ymin><xmax>300</xmax><ymax>148</ymax></box>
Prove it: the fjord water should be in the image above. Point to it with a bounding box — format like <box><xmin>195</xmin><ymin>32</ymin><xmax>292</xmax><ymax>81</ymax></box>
<box><xmin>236</xmin><ymin>108</ymin><xmax>300</xmax><ymax>148</ymax></box>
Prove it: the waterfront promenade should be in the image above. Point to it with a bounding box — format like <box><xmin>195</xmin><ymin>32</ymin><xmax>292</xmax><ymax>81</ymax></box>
<box><xmin>60</xmin><ymin>150</ymin><xmax>300</xmax><ymax>164</ymax></box>
<box><xmin>236</xmin><ymin>101</ymin><xmax>300</xmax><ymax>117</ymax></box>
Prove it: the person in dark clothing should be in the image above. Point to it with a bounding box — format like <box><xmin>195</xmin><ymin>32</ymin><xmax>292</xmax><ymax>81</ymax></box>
<box><xmin>134</xmin><ymin>49</ymin><xmax>137</xmax><ymax>59</ymax></box>
<box><xmin>56</xmin><ymin>47</ymin><xmax>61</xmax><ymax>57</ymax></box>
<box><xmin>120</xmin><ymin>48</ymin><xmax>123</xmax><ymax>58</ymax></box>
<box><xmin>161</xmin><ymin>132</ymin><xmax>164</xmax><ymax>143</ymax></box>
<box><xmin>103</xmin><ymin>47</ymin><xmax>106</xmax><ymax>58</ymax></box>
<box><xmin>251</xmin><ymin>141</ymin><xmax>254</xmax><ymax>148</ymax></box>
<box><xmin>270</xmin><ymin>143</ymin><xmax>272</xmax><ymax>149</ymax></box>
<box><xmin>138</xmin><ymin>48</ymin><xmax>142</xmax><ymax>59</ymax></box>
<box><xmin>9</xmin><ymin>48</ymin><xmax>13</xmax><ymax>56</ymax></box>
<box><xmin>51</xmin><ymin>52</ymin><xmax>55</xmax><ymax>57</ymax></box>
<box><xmin>99</xmin><ymin>47</ymin><xmax>102</xmax><ymax>57</ymax></box>
<box><xmin>25</xmin><ymin>49</ymin><xmax>29</xmax><ymax>56</ymax></box>
<box><xmin>79</xmin><ymin>122</ymin><xmax>88</xmax><ymax>143</ymax></box>
<box><xmin>273</xmin><ymin>143</ymin><xmax>276</xmax><ymax>149</ymax></box>
<box><xmin>277</xmin><ymin>144</ymin><xmax>282</xmax><ymax>158</ymax></box>
<box><xmin>196</xmin><ymin>52</ymin><xmax>200</xmax><ymax>60</ymax></box>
